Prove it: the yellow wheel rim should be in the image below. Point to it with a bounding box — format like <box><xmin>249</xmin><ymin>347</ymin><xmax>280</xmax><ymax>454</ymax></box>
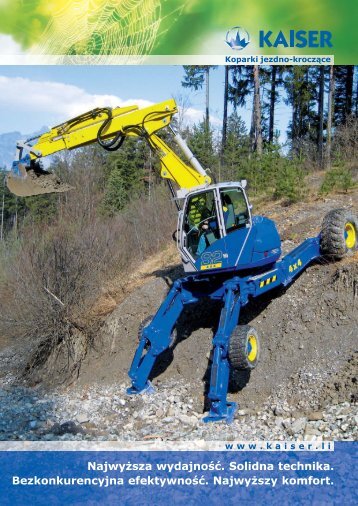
<box><xmin>345</xmin><ymin>222</ymin><xmax>356</xmax><ymax>249</ymax></box>
<box><xmin>247</xmin><ymin>335</ymin><xmax>258</xmax><ymax>362</ymax></box>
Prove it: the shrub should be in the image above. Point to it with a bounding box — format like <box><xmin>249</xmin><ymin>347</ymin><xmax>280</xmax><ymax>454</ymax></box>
<box><xmin>0</xmin><ymin>181</ymin><xmax>176</xmax><ymax>374</ymax></box>
<box><xmin>332</xmin><ymin>116</ymin><xmax>358</xmax><ymax>164</ymax></box>
<box><xmin>273</xmin><ymin>159</ymin><xmax>307</xmax><ymax>203</ymax></box>
<box><xmin>319</xmin><ymin>166</ymin><xmax>355</xmax><ymax>194</ymax></box>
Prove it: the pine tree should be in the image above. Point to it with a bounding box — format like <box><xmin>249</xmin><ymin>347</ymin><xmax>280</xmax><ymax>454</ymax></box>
<box><xmin>222</xmin><ymin>111</ymin><xmax>250</xmax><ymax>181</ymax></box>
<box><xmin>334</xmin><ymin>65</ymin><xmax>354</xmax><ymax>125</ymax></box>
<box><xmin>260</xmin><ymin>66</ymin><xmax>285</xmax><ymax>144</ymax></box>
<box><xmin>101</xmin><ymin>138</ymin><xmax>147</xmax><ymax>215</ymax></box>
<box><xmin>317</xmin><ymin>66</ymin><xmax>325</xmax><ymax>167</ymax></box>
<box><xmin>182</xmin><ymin>66</ymin><xmax>217</xmax><ymax>128</ymax></box>
<box><xmin>326</xmin><ymin>65</ymin><xmax>335</xmax><ymax>169</ymax></box>
<box><xmin>284</xmin><ymin>66</ymin><xmax>316</xmax><ymax>156</ymax></box>
<box><xmin>253</xmin><ymin>65</ymin><xmax>263</xmax><ymax>155</ymax></box>
<box><xmin>268</xmin><ymin>66</ymin><xmax>278</xmax><ymax>144</ymax></box>
<box><xmin>222</xmin><ymin>66</ymin><xmax>229</xmax><ymax>154</ymax></box>
<box><xmin>24</xmin><ymin>194</ymin><xmax>58</xmax><ymax>223</ymax></box>
<box><xmin>228</xmin><ymin>66</ymin><xmax>263</xmax><ymax>154</ymax></box>
<box><xmin>186</xmin><ymin>121</ymin><xmax>217</xmax><ymax>174</ymax></box>
<box><xmin>228</xmin><ymin>66</ymin><xmax>253</xmax><ymax>108</ymax></box>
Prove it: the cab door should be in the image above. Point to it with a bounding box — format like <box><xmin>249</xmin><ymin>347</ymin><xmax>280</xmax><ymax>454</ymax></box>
<box><xmin>180</xmin><ymin>189</ymin><xmax>226</xmax><ymax>272</ymax></box>
<box><xmin>218</xmin><ymin>187</ymin><xmax>252</xmax><ymax>268</ymax></box>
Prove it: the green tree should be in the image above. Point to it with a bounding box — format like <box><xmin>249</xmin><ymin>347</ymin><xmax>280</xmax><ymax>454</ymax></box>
<box><xmin>260</xmin><ymin>66</ymin><xmax>285</xmax><ymax>144</ymax></box>
<box><xmin>284</xmin><ymin>66</ymin><xmax>316</xmax><ymax>156</ymax></box>
<box><xmin>320</xmin><ymin>166</ymin><xmax>354</xmax><ymax>194</ymax></box>
<box><xmin>23</xmin><ymin>194</ymin><xmax>58</xmax><ymax>224</ymax></box>
<box><xmin>182</xmin><ymin>66</ymin><xmax>217</xmax><ymax>128</ymax></box>
<box><xmin>221</xmin><ymin>111</ymin><xmax>250</xmax><ymax>181</ymax></box>
<box><xmin>252</xmin><ymin>65</ymin><xmax>263</xmax><ymax>155</ymax></box>
<box><xmin>334</xmin><ymin>65</ymin><xmax>355</xmax><ymax>125</ymax></box>
<box><xmin>317</xmin><ymin>66</ymin><xmax>326</xmax><ymax>167</ymax></box>
<box><xmin>228</xmin><ymin>66</ymin><xmax>263</xmax><ymax>154</ymax></box>
<box><xmin>101</xmin><ymin>138</ymin><xmax>147</xmax><ymax>215</ymax></box>
<box><xmin>186</xmin><ymin>121</ymin><xmax>217</xmax><ymax>175</ymax></box>
<box><xmin>222</xmin><ymin>65</ymin><xmax>230</xmax><ymax>154</ymax></box>
<box><xmin>228</xmin><ymin>66</ymin><xmax>253</xmax><ymax>109</ymax></box>
<box><xmin>274</xmin><ymin>159</ymin><xmax>306</xmax><ymax>203</ymax></box>
<box><xmin>326</xmin><ymin>65</ymin><xmax>335</xmax><ymax>168</ymax></box>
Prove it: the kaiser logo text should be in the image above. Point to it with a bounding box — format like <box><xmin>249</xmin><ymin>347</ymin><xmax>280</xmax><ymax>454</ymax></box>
<box><xmin>226</xmin><ymin>27</ymin><xmax>333</xmax><ymax>50</ymax></box>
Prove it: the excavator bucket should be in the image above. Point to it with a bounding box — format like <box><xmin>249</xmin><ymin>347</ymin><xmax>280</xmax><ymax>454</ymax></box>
<box><xmin>6</xmin><ymin>161</ymin><xmax>73</xmax><ymax>197</ymax></box>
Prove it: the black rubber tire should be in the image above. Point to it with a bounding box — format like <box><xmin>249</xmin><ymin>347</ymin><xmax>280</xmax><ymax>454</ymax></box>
<box><xmin>228</xmin><ymin>325</ymin><xmax>260</xmax><ymax>370</ymax></box>
<box><xmin>138</xmin><ymin>315</ymin><xmax>177</xmax><ymax>348</ymax></box>
<box><xmin>320</xmin><ymin>209</ymin><xmax>358</xmax><ymax>259</ymax></box>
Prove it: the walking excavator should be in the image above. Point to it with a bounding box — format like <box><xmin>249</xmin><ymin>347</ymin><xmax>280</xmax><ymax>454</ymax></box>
<box><xmin>7</xmin><ymin>99</ymin><xmax>357</xmax><ymax>423</ymax></box>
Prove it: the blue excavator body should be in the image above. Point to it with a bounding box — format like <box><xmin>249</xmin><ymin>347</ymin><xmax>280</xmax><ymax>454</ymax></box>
<box><xmin>127</xmin><ymin>181</ymin><xmax>324</xmax><ymax>423</ymax></box>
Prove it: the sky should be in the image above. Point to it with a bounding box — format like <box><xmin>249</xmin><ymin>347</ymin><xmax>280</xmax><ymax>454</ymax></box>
<box><xmin>0</xmin><ymin>65</ymin><xmax>291</xmax><ymax>141</ymax></box>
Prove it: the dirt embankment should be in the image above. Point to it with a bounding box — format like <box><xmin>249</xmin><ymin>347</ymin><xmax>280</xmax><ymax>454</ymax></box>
<box><xmin>74</xmin><ymin>256</ymin><xmax>357</xmax><ymax>412</ymax></box>
<box><xmin>0</xmin><ymin>191</ymin><xmax>357</xmax><ymax>441</ymax></box>
<box><xmin>72</xmin><ymin>191</ymin><xmax>358</xmax><ymax>413</ymax></box>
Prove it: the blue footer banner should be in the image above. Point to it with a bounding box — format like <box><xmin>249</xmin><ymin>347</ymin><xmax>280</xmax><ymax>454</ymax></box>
<box><xmin>0</xmin><ymin>442</ymin><xmax>356</xmax><ymax>505</ymax></box>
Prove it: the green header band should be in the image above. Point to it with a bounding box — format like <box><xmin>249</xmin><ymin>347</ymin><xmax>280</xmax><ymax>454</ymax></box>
<box><xmin>0</xmin><ymin>0</ymin><xmax>356</xmax><ymax>64</ymax></box>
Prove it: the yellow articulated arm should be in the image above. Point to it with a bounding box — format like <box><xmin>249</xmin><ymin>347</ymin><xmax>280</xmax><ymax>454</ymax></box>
<box><xmin>149</xmin><ymin>133</ymin><xmax>211</xmax><ymax>191</ymax></box>
<box><xmin>11</xmin><ymin>98</ymin><xmax>211</xmax><ymax>196</ymax></box>
<box><xmin>28</xmin><ymin>99</ymin><xmax>176</xmax><ymax>157</ymax></box>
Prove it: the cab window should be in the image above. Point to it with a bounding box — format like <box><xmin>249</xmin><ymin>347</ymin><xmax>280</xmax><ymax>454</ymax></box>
<box><xmin>220</xmin><ymin>188</ymin><xmax>250</xmax><ymax>233</ymax></box>
<box><xmin>184</xmin><ymin>190</ymin><xmax>220</xmax><ymax>259</ymax></box>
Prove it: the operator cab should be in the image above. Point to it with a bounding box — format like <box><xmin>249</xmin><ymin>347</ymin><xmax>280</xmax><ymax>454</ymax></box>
<box><xmin>178</xmin><ymin>182</ymin><xmax>281</xmax><ymax>274</ymax></box>
<box><xmin>184</xmin><ymin>184</ymin><xmax>250</xmax><ymax>259</ymax></box>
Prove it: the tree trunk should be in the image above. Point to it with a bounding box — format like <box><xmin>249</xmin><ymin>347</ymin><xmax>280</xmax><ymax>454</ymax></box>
<box><xmin>253</xmin><ymin>65</ymin><xmax>263</xmax><ymax>155</ymax></box>
<box><xmin>249</xmin><ymin>98</ymin><xmax>255</xmax><ymax>154</ymax></box>
<box><xmin>292</xmin><ymin>95</ymin><xmax>297</xmax><ymax>154</ymax></box>
<box><xmin>222</xmin><ymin>66</ymin><xmax>229</xmax><ymax>153</ymax></box>
<box><xmin>269</xmin><ymin>66</ymin><xmax>277</xmax><ymax>143</ymax></box>
<box><xmin>205</xmin><ymin>67</ymin><xmax>210</xmax><ymax>129</ymax></box>
<box><xmin>326</xmin><ymin>65</ymin><xmax>335</xmax><ymax>169</ymax></box>
<box><xmin>345</xmin><ymin>65</ymin><xmax>354</xmax><ymax>119</ymax></box>
<box><xmin>318</xmin><ymin>66</ymin><xmax>325</xmax><ymax>168</ymax></box>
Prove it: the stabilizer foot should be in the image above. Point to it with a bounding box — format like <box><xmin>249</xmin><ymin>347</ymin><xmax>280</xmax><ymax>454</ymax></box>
<box><xmin>126</xmin><ymin>381</ymin><xmax>155</xmax><ymax>396</ymax></box>
<box><xmin>202</xmin><ymin>401</ymin><xmax>237</xmax><ymax>424</ymax></box>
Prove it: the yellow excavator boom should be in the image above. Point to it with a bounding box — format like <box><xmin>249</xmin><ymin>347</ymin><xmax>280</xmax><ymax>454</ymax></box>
<box><xmin>7</xmin><ymin>98</ymin><xmax>211</xmax><ymax>197</ymax></box>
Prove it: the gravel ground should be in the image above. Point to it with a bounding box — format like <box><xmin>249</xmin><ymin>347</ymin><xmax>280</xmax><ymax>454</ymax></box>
<box><xmin>0</xmin><ymin>373</ymin><xmax>356</xmax><ymax>442</ymax></box>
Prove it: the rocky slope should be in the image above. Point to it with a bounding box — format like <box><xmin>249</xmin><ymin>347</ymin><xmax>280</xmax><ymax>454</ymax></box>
<box><xmin>0</xmin><ymin>191</ymin><xmax>357</xmax><ymax>441</ymax></box>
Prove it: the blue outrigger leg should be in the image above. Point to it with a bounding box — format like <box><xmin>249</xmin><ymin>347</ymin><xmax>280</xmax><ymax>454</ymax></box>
<box><xmin>127</xmin><ymin>235</ymin><xmax>321</xmax><ymax>423</ymax></box>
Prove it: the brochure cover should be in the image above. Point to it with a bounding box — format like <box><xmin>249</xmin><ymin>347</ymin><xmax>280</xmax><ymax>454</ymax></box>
<box><xmin>0</xmin><ymin>1</ymin><xmax>356</xmax><ymax>505</ymax></box>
